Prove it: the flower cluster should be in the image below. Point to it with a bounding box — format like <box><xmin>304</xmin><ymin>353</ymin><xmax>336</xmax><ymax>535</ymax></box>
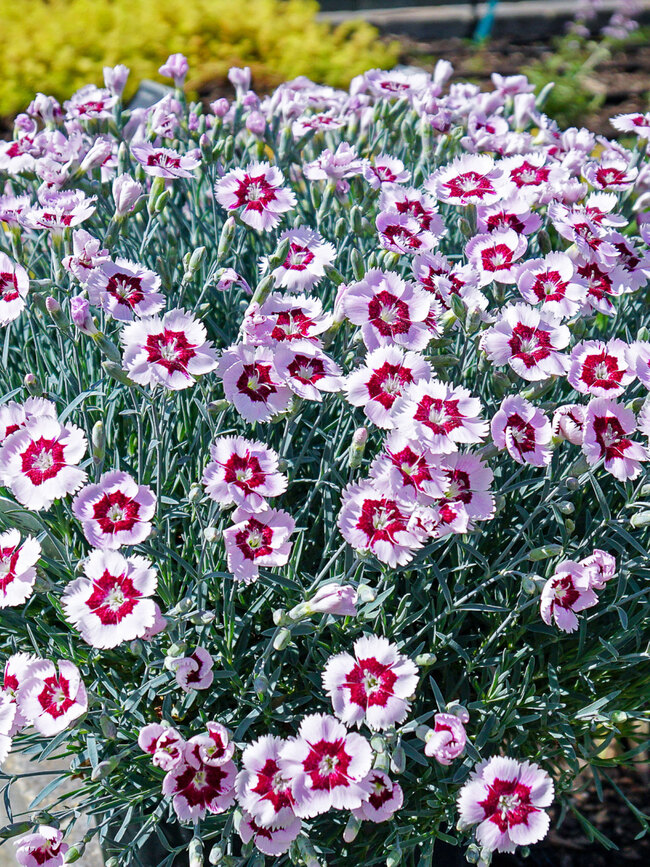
<box><xmin>0</xmin><ymin>48</ymin><xmax>648</xmax><ymax>867</ymax></box>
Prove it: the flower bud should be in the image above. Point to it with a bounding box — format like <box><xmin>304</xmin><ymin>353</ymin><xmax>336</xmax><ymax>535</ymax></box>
<box><xmin>386</xmin><ymin>843</ymin><xmax>402</xmax><ymax>867</ymax></box>
<box><xmin>414</xmin><ymin>652</ymin><xmax>437</xmax><ymax>667</ymax></box>
<box><xmin>187</xmin><ymin>484</ymin><xmax>203</xmax><ymax>503</ymax></box>
<box><xmin>203</xmin><ymin>526</ymin><xmax>220</xmax><ymax>543</ymax></box>
<box><xmin>104</xmin><ymin>64</ymin><xmax>129</xmax><ymax>96</ymax></box>
<box><xmin>183</xmin><ymin>246</ymin><xmax>206</xmax><ymax>284</ymax></box>
<box><xmin>208</xmin><ymin>844</ymin><xmax>224</xmax><ymax>865</ymax></box>
<box><xmin>159</xmin><ymin>53</ymin><xmax>189</xmax><ymax>88</ymax></box>
<box><xmin>529</xmin><ymin>544</ymin><xmax>563</xmax><ymax>561</ymax></box>
<box><xmin>465</xmin><ymin>843</ymin><xmax>481</xmax><ymax>864</ymax></box>
<box><xmin>24</xmin><ymin>372</ymin><xmax>42</xmax><ymax>396</ymax></box>
<box><xmin>357</xmin><ymin>583</ymin><xmax>376</xmax><ymax>603</ymax></box>
<box><xmin>93</xmin><ymin>333</ymin><xmax>122</xmax><ymax>363</ymax></box>
<box><xmin>246</xmin><ymin>111</ymin><xmax>266</xmax><ymax>137</ymax></box>
<box><xmin>0</xmin><ymin>822</ymin><xmax>32</xmax><ymax>839</ymax></box>
<box><xmin>348</xmin><ymin>426</ymin><xmax>368</xmax><ymax>469</ymax></box>
<box><xmin>557</xmin><ymin>500</ymin><xmax>574</xmax><ymax>515</ymax></box>
<box><xmin>565</xmin><ymin>518</ymin><xmax>575</xmax><ymax>534</ymax></box>
<box><xmin>343</xmin><ymin>814</ymin><xmax>362</xmax><ymax>843</ymax></box>
<box><xmin>91</xmin><ymin>421</ymin><xmax>105</xmax><ymax>464</ymax></box>
<box><xmin>80</xmin><ymin>137</ymin><xmax>113</xmax><ymax>174</ymax></box>
<box><xmin>631</xmin><ymin>510</ymin><xmax>650</xmax><ymax>528</ymax></box>
<box><xmin>537</xmin><ymin>228</ymin><xmax>552</xmax><ymax>254</ymax></box>
<box><xmin>113</xmin><ymin>173</ymin><xmax>143</xmax><ymax>218</ymax></box>
<box><xmin>64</xmin><ymin>842</ymin><xmax>86</xmax><ymax>863</ymax></box>
<box><xmin>99</xmin><ymin>712</ymin><xmax>117</xmax><ymax>739</ymax></box>
<box><xmin>565</xmin><ymin>476</ymin><xmax>579</xmax><ymax>491</ymax></box>
<box><xmin>273</xmin><ymin>627</ymin><xmax>292</xmax><ymax>651</ymax></box>
<box><xmin>102</xmin><ymin>360</ymin><xmax>135</xmax><ymax>387</ymax></box>
<box><xmin>218</xmin><ymin>216</ymin><xmax>236</xmax><ymax>259</ymax></box>
<box><xmin>254</xmin><ymin>674</ymin><xmax>269</xmax><ymax>698</ymax></box>
<box><xmin>70</xmin><ymin>295</ymin><xmax>98</xmax><ymax>336</ymax></box>
<box><xmin>129</xmin><ymin>639</ymin><xmax>144</xmax><ymax>656</ymax></box>
<box><xmin>189</xmin><ymin>837</ymin><xmax>203</xmax><ymax>867</ymax></box>
<box><xmin>91</xmin><ymin>757</ymin><xmax>119</xmax><ymax>781</ymax></box>
<box><xmin>390</xmin><ymin>744</ymin><xmax>406</xmax><ymax>774</ymax></box>
<box><xmin>147</xmin><ymin>176</ymin><xmax>166</xmax><ymax>215</ymax></box>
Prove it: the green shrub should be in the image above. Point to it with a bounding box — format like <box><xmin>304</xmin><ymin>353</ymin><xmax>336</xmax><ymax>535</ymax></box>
<box><xmin>0</xmin><ymin>0</ymin><xmax>398</xmax><ymax>118</ymax></box>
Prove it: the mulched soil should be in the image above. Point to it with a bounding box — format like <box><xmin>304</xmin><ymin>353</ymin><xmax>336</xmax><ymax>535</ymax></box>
<box><xmin>398</xmin><ymin>34</ymin><xmax>650</xmax><ymax>137</ymax></box>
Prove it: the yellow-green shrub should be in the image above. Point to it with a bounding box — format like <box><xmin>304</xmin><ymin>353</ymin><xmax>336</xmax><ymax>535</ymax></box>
<box><xmin>0</xmin><ymin>0</ymin><xmax>399</xmax><ymax>118</ymax></box>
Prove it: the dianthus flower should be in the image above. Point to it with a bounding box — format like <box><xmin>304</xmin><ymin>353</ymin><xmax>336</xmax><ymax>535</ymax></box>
<box><xmin>491</xmin><ymin>396</ymin><xmax>552</xmax><ymax>467</ymax></box>
<box><xmin>238</xmin><ymin>812</ymin><xmax>302</xmax><ymax>856</ymax></box>
<box><xmin>476</xmin><ymin>196</ymin><xmax>542</xmax><ymax>236</ymax></box>
<box><xmin>370</xmin><ymin>432</ymin><xmax>445</xmax><ymax>502</ymax></box>
<box><xmin>72</xmin><ymin>471</ymin><xmax>156</xmax><ymax>549</ymax></box>
<box><xmin>567</xmin><ymin>339</ymin><xmax>634</xmax><ymax>398</ymax></box>
<box><xmin>273</xmin><ymin>346</ymin><xmax>342</xmax><ymax>402</ymax></box>
<box><xmin>346</xmin><ymin>346</ymin><xmax>432</xmax><ymax>429</ymax></box>
<box><xmin>268</xmin><ymin>227</ymin><xmax>336</xmax><ymax>291</ymax></box>
<box><xmin>611</xmin><ymin>111</ymin><xmax>650</xmax><ymax>138</ymax></box>
<box><xmin>18</xmin><ymin>660</ymin><xmax>87</xmax><ymax>736</ymax></box>
<box><xmin>338</xmin><ymin>480</ymin><xmax>427</xmax><ymax>567</ymax></box>
<box><xmin>540</xmin><ymin>560</ymin><xmax>598</xmax><ymax>632</ymax></box>
<box><xmin>412</xmin><ymin>252</ymin><xmax>486</xmax><ymax>312</ymax></box>
<box><xmin>482</xmin><ymin>303</ymin><xmax>569</xmax><ymax>382</ymax></box>
<box><xmin>516</xmin><ymin>252</ymin><xmax>586</xmax><ymax>319</ymax></box>
<box><xmin>86</xmin><ymin>258</ymin><xmax>164</xmax><ymax>321</ymax></box>
<box><xmin>162</xmin><ymin>740</ymin><xmax>237</xmax><ymax>820</ymax></box>
<box><xmin>169</xmin><ymin>647</ymin><xmax>215</xmax><ymax>692</ymax></box>
<box><xmin>303</xmin><ymin>142</ymin><xmax>366</xmax><ymax>182</ymax></box>
<box><xmin>424</xmin><ymin>712</ymin><xmax>468</xmax><ymax>765</ymax></box>
<box><xmin>64</xmin><ymin>84</ymin><xmax>117</xmax><ymax>119</ymax></box>
<box><xmin>2</xmin><ymin>654</ymin><xmax>49</xmax><ymax>735</ymax></box>
<box><xmin>323</xmin><ymin>635</ymin><xmax>419</xmax><ymax>730</ymax></box>
<box><xmin>465</xmin><ymin>229</ymin><xmax>527</xmax><ymax>286</ymax></box>
<box><xmin>121</xmin><ymin>308</ymin><xmax>218</xmax><ymax>390</ymax></box>
<box><xmin>138</xmin><ymin>723</ymin><xmax>185</xmax><ymax>771</ymax></box>
<box><xmin>218</xmin><ymin>344</ymin><xmax>293</xmax><ymax>422</ymax></box>
<box><xmin>62</xmin><ymin>229</ymin><xmax>109</xmax><ymax>283</ymax></box>
<box><xmin>379</xmin><ymin>186</ymin><xmax>445</xmax><ymax>236</ymax></box>
<box><xmin>582</xmin><ymin>398</ymin><xmax>648</xmax><ymax>481</ymax></box>
<box><xmin>0</xmin><ymin>530</ymin><xmax>40</xmax><ymax>608</ymax></box>
<box><xmin>579</xmin><ymin>549</ymin><xmax>617</xmax><ymax>590</ymax></box>
<box><xmin>427</xmin><ymin>154</ymin><xmax>504</xmax><ymax>206</ymax></box>
<box><xmin>22</xmin><ymin>190</ymin><xmax>96</xmax><ymax>233</ymax></box>
<box><xmin>438</xmin><ymin>452</ymin><xmax>495</xmax><ymax>525</ymax></box>
<box><xmin>0</xmin><ymin>251</ymin><xmax>29</xmax><ymax>326</ymax></box>
<box><xmin>352</xmin><ymin>770</ymin><xmax>404</xmax><ymax>823</ymax></box>
<box><xmin>236</xmin><ymin>734</ymin><xmax>296</xmax><ymax>828</ymax></box>
<box><xmin>0</xmin><ymin>415</ymin><xmax>87</xmax><ymax>510</ymax></box>
<box><xmin>131</xmin><ymin>143</ymin><xmax>200</xmax><ymax>179</ymax></box>
<box><xmin>391</xmin><ymin>380</ymin><xmax>488</xmax><ymax>454</ymax></box>
<box><xmin>552</xmin><ymin>404</ymin><xmax>586</xmax><ymax>446</ymax></box>
<box><xmin>457</xmin><ymin>756</ymin><xmax>554</xmax><ymax>853</ymax></box>
<box><xmin>242</xmin><ymin>292</ymin><xmax>332</xmax><ymax>348</ymax></box>
<box><xmin>363</xmin><ymin>154</ymin><xmax>410</xmax><ymax>189</ymax></box>
<box><xmin>203</xmin><ymin>436</ymin><xmax>287</xmax><ymax>511</ymax></box>
<box><xmin>342</xmin><ymin>270</ymin><xmax>430</xmax><ymax>352</ymax></box>
<box><xmin>215</xmin><ymin>161</ymin><xmax>296</xmax><ymax>230</ymax></box>
<box><xmin>279</xmin><ymin>714</ymin><xmax>372</xmax><ymax>817</ymax></box>
<box><xmin>376</xmin><ymin>210</ymin><xmax>441</xmax><ymax>254</ymax></box>
<box><xmin>15</xmin><ymin>826</ymin><xmax>69</xmax><ymax>867</ymax></box>
<box><xmin>62</xmin><ymin>550</ymin><xmax>158</xmax><ymax>648</ymax></box>
<box><xmin>223</xmin><ymin>506</ymin><xmax>295</xmax><ymax>584</ymax></box>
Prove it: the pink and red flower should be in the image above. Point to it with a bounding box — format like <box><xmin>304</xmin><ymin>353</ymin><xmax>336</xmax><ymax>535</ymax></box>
<box><xmin>138</xmin><ymin>723</ymin><xmax>185</xmax><ymax>771</ymax></box>
<box><xmin>131</xmin><ymin>143</ymin><xmax>200</xmax><ymax>179</ymax></box>
<box><xmin>235</xmin><ymin>734</ymin><xmax>296</xmax><ymax>828</ymax></box>
<box><xmin>86</xmin><ymin>257</ymin><xmax>164</xmax><ymax>321</ymax></box>
<box><xmin>424</xmin><ymin>712</ymin><xmax>468</xmax><ymax>765</ymax></box>
<box><xmin>491</xmin><ymin>396</ymin><xmax>552</xmax><ymax>467</ymax></box>
<box><xmin>169</xmin><ymin>647</ymin><xmax>215</xmax><ymax>692</ymax></box>
<box><xmin>0</xmin><ymin>251</ymin><xmax>29</xmax><ymax>326</ymax></box>
<box><xmin>567</xmin><ymin>339</ymin><xmax>634</xmax><ymax>398</ymax></box>
<box><xmin>428</xmin><ymin>154</ymin><xmax>504</xmax><ymax>206</ymax></box>
<box><xmin>481</xmin><ymin>303</ymin><xmax>569</xmax><ymax>382</ymax></box>
<box><xmin>582</xmin><ymin>398</ymin><xmax>648</xmax><ymax>481</ymax></box>
<box><xmin>223</xmin><ymin>506</ymin><xmax>295</xmax><ymax>584</ymax></box>
<box><xmin>516</xmin><ymin>252</ymin><xmax>586</xmax><ymax>319</ymax></box>
<box><xmin>121</xmin><ymin>308</ymin><xmax>218</xmax><ymax>390</ymax></box>
<box><xmin>342</xmin><ymin>270</ymin><xmax>431</xmax><ymax>352</ymax></box>
<box><xmin>15</xmin><ymin>826</ymin><xmax>69</xmax><ymax>867</ymax></box>
<box><xmin>215</xmin><ymin>161</ymin><xmax>296</xmax><ymax>231</ymax></box>
<box><xmin>0</xmin><ymin>530</ymin><xmax>40</xmax><ymax>608</ymax></box>
<box><xmin>465</xmin><ymin>229</ymin><xmax>527</xmax><ymax>286</ymax></box>
<box><xmin>457</xmin><ymin>756</ymin><xmax>554</xmax><ymax>853</ymax></box>
<box><xmin>540</xmin><ymin>560</ymin><xmax>598</xmax><ymax>633</ymax></box>
<box><xmin>62</xmin><ymin>550</ymin><xmax>158</xmax><ymax>648</ymax></box>
<box><xmin>346</xmin><ymin>346</ymin><xmax>432</xmax><ymax>429</ymax></box>
<box><xmin>202</xmin><ymin>436</ymin><xmax>287</xmax><ymax>511</ymax></box>
<box><xmin>238</xmin><ymin>812</ymin><xmax>301</xmax><ymax>856</ymax></box>
<box><xmin>218</xmin><ymin>344</ymin><xmax>293</xmax><ymax>422</ymax></box>
<box><xmin>322</xmin><ymin>635</ymin><xmax>419</xmax><ymax>730</ymax></box>
<box><xmin>162</xmin><ymin>740</ymin><xmax>237</xmax><ymax>820</ymax></box>
<box><xmin>338</xmin><ymin>480</ymin><xmax>427</xmax><ymax>568</ymax></box>
<box><xmin>0</xmin><ymin>415</ymin><xmax>87</xmax><ymax>511</ymax></box>
<box><xmin>279</xmin><ymin>714</ymin><xmax>372</xmax><ymax>817</ymax></box>
<box><xmin>352</xmin><ymin>770</ymin><xmax>404</xmax><ymax>823</ymax></box>
<box><xmin>268</xmin><ymin>227</ymin><xmax>336</xmax><ymax>291</ymax></box>
<box><xmin>72</xmin><ymin>470</ymin><xmax>156</xmax><ymax>549</ymax></box>
<box><xmin>18</xmin><ymin>659</ymin><xmax>87</xmax><ymax>736</ymax></box>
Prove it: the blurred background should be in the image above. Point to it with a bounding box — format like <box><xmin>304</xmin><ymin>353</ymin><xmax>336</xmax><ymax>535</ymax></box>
<box><xmin>0</xmin><ymin>0</ymin><xmax>649</xmax><ymax>137</ymax></box>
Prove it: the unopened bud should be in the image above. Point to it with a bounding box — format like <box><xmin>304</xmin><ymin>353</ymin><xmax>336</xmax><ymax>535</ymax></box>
<box><xmin>203</xmin><ymin>526</ymin><xmax>220</xmax><ymax>542</ymax></box>
<box><xmin>529</xmin><ymin>544</ymin><xmax>563</xmax><ymax>561</ymax></box>
<box><xmin>187</xmin><ymin>484</ymin><xmax>202</xmax><ymax>503</ymax></box>
<box><xmin>343</xmin><ymin>814</ymin><xmax>362</xmax><ymax>843</ymax></box>
<box><xmin>611</xmin><ymin>710</ymin><xmax>628</xmax><ymax>724</ymax></box>
<box><xmin>208</xmin><ymin>844</ymin><xmax>224</xmax><ymax>865</ymax></box>
<box><xmin>24</xmin><ymin>372</ymin><xmax>42</xmax><ymax>396</ymax></box>
<box><xmin>565</xmin><ymin>518</ymin><xmax>575</xmax><ymax>534</ymax></box>
<box><xmin>208</xmin><ymin>399</ymin><xmax>230</xmax><ymax>414</ymax></box>
<box><xmin>254</xmin><ymin>674</ymin><xmax>269</xmax><ymax>697</ymax></box>
<box><xmin>92</xmin><ymin>421</ymin><xmax>105</xmax><ymax>463</ymax></box>
<box><xmin>273</xmin><ymin>627</ymin><xmax>292</xmax><ymax>651</ymax></box>
<box><xmin>390</xmin><ymin>745</ymin><xmax>406</xmax><ymax>774</ymax></box>
<box><xmin>414</xmin><ymin>652</ymin><xmax>436</xmax><ymax>667</ymax></box>
<box><xmin>386</xmin><ymin>843</ymin><xmax>402</xmax><ymax>867</ymax></box>
<box><xmin>102</xmin><ymin>360</ymin><xmax>135</xmax><ymax>387</ymax></box>
<box><xmin>182</xmin><ymin>246</ymin><xmax>206</xmax><ymax>283</ymax></box>
<box><xmin>93</xmin><ymin>332</ymin><xmax>122</xmax><ymax>363</ymax></box>
<box><xmin>565</xmin><ymin>476</ymin><xmax>579</xmax><ymax>491</ymax></box>
<box><xmin>557</xmin><ymin>500</ymin><xmax>574</xmax><ymax>515</ymax></box>
<box><xmin>64</xmin><ymin>842</ymin><xmax>86</xmax><ymax>862</ymax></box>
<box><xmin>0</xmin><ymin>822</ymin><xmax>32</xmax><ymax>839</ymax></box>
<box><xmin>631</xmin><ymin>510</ymin><xmax>650</xmax><ymax>528</ymax></box>
<box><xmin>99</xmin><ymin>712</ymin><xmax>117</xmax><ymax>739</ymax></box>
<box><xmin>218</xmin><ymin>217</ymin><xmax>236</xmax><ymax>259</ymax></box>
<box><xmin>269</xmin><ymin>237</ymin><xmax>291</xmax><ymax>268</ymax></box>
<box><xmin>465</xmin><ymin>843</ymin><xmax>481</xmax><ymax>864</ymax></box>
<box><xmin>189</xmin><ymin>837</ymin><xmax>203</xmax><ymax>867</ymax></box>
<box><xmin>348</xmin><ymin>426</ymin><xmax>368</xmax><ymax>469</ymax></box>
<box><xmin>91</xmin><ymin>757</ymin><xmax>118</xmax><ymax>781</ymax></box>
<box><xmin>129</xmin><ymin>639</ymin><xmax>144</xmax><ymax>656</ymax></box>
<box><xmin>357</xmin><ymin>584</ymin><xmax>376</xmax><ymax>603</ymax></box>
<box><xmin>147</xmin><ymin>176</ymin><xmax>166</xmax><ymax>215</ymax></box>
<box><xmin>537</xmin><ymin>229</ymin><xmax>552</xmax><ymax>254</ymax></box>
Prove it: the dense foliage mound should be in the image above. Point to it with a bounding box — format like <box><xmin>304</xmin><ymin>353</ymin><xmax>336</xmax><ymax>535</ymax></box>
<box><xmin>0</xmin><ymin>56</ymin><xmax>649</xmax><ymax>867</ymax></box>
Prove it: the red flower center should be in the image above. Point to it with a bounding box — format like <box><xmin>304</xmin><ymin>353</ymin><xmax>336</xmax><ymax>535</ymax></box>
<box><xmin>0</xmin><ymin>272</ymin><xmax>19</xmax><ymax>302</ymax></box>
<box><xmin>303</xmin><ymin>738</ymin><xmax>352</xmax><ymax>791</ymax></box>
<box><xmin>507</xmin><ymin>323</ymin><xmax>552</xmax><ymax>367</ymax></box>
<box><xmin>479</xmin><ymin>777</ymin><xmax>536</xmax><ymax>832</ymax></box>
<box><xmin>356</xmin><ymin>497</ymin><xmax>407</xmax><ymax>544</ymax></box>
<box><xmin>236</xmin><ymin>362</ymin><xmax>277</xmax><ymax>402</ymax></box>
<box><xmin>145</xmin><ymin>329</ymin><xmax>196</xmax><ymax>373</ymax></box>
<box><xmin>85</xmin><ymin>568</ymin><xmax>142</xmax><ymax>625</ymax></box>
<box><xmin>21</xmin><ymin>437</ymin><xmax>65</xmax><ymax>485</ymax></box>
<box><xmin>106</xmin><ymin>273</ymin><xmax>144</xmax><ymax>308</ymax></box>
<box><xmin>367</xmin><ymin>290</ymin><xmax>411</xmax><ymax>337</ymax></box>
<box><xmin>414</xmin><ymin>395</ymin><xmax>463</xmax><ymax>434</ymax></box>
<box><xmin>92</xmin><ymin>490</ymin><xmax>141</xmax><ymax>535</ymax></box>
<box><xmin>345</xmin><ymin>655</ymin><xmax>398</xmax><ymax>709</ymax></box>
<box><xmin>235</xmin><ymin>518</ymin><xmax>274</xmax><ymax>560</ymax></box>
